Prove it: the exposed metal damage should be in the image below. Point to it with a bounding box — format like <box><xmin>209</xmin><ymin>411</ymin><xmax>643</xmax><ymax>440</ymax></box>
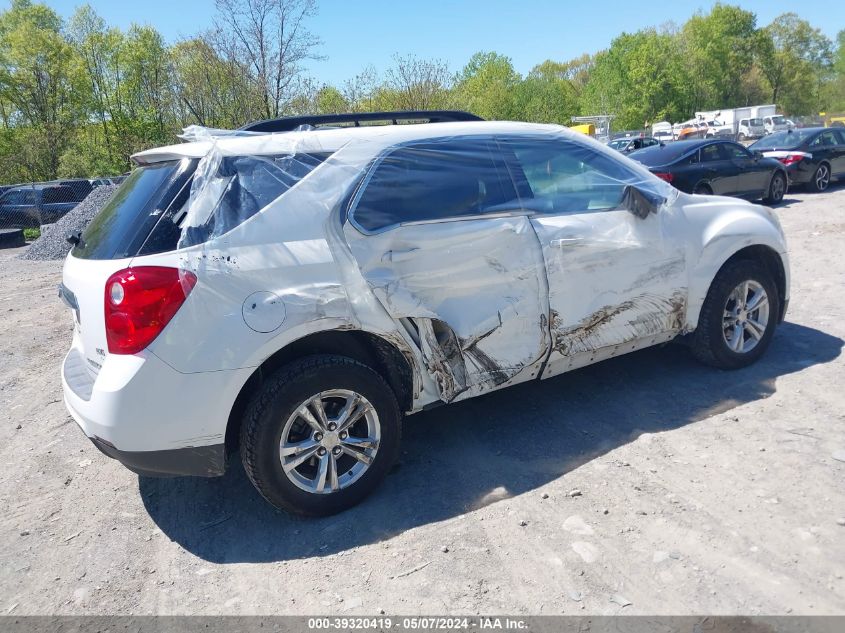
<box><xmin>551</xmin><ymin>291</ymin><xmax>687</xmax><ymax>356</ymax></box>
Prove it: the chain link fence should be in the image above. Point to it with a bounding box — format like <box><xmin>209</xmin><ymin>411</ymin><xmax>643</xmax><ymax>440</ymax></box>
<box><xmin>0</xmin><ymin>177</ymin><xmax>126</xmax><ymax>244</ymax></box>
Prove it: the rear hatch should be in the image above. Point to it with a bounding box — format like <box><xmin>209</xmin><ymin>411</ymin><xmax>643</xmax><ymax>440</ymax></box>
<box><xmin>62</xmin><ymin>159</ymin><xmax>196</xmax><ymax>380</ymax></box>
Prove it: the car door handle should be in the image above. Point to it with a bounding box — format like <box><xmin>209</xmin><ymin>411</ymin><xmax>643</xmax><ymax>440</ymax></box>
<box><xmin>551</xmin><ymin>237</ymin><xmax>584</xmax><ymax>248</ymax></box>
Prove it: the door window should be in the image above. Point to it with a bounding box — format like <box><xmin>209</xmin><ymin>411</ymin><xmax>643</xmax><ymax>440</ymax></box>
<box><xmin>351</xmin><ymin>139</ymin><xmax>518</xmax><ymax>232</ymax></box>
<box><xmin>811</xmin><ymin>131</ymin><xmax>838</xmax><ymax>147</ymax></box>
<box><xmin>499</xmin><ymin>137</ymin><xmax>641</xmax><ymax>214</ymax></box>
<box><xmin>722</xmin><ymin>143</ymin><xmax>751</xmax><ymax>159</ymax></box>
<box><xmin>700</xmin><ymin>144</ymin><xmax>725</xmax><ymax>162</ymax></box>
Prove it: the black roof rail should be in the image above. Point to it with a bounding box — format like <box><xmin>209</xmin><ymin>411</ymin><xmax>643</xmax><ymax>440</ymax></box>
<box><xmin>239</xmin><ymin>110</ymin><xmax>484</xmax><ymax>133</ymax></box>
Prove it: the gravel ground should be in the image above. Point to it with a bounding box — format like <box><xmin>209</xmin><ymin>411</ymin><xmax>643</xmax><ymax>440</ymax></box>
<box><xmin>19</xmin><ymin>185</ymin><xmax>118</xmax><ymax>261</ymax></box>
<box><xmin>0</xmin><ymin>185</ymin><xmax>844</xmax><ymax>616</ymax></box>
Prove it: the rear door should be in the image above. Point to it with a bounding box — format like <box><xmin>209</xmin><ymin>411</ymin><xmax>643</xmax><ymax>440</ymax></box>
<box><xmin>722</xmin><ymin>142</ymin><xmax>768</xmax><ymax>196</ymax></box>
<box><xmin>699</xmin><ymin>142</ymin><xmax>740</xmax><ymax>194</ymax></box>
<box><xmin>344</xmin><ymin>138</ymin><xmax>550</xmax><ymax>403</ymax></box>
<box><xmin>497</xmin><ymin>135</ymin><xmax>688</xmax><ymax>378</ymax></box>
<box><xmin>808</xmin><ymin>130</ymin><xmax>841</xmax><ymax>176</ymax></box>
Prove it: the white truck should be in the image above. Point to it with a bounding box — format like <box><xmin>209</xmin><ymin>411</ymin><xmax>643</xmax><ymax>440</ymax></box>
<box><xmin>696</xmin><ymin>106</ymin><xmax>770</xmax><ymax>140</ymax></box>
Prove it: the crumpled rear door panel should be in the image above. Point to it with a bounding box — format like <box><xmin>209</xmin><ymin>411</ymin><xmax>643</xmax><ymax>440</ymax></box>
<box><xmin>344</xmin><ymin>216</ymin><xmax>550</xmax><ymax>403</ymax></box>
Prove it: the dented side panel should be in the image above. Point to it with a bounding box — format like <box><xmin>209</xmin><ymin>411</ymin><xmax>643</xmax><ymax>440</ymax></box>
<box><xmin>532</xmin><ymin>208</ymin><xmax>689</xmax><ymax>378</ymax></box>
<box><xmin>344</xmin><ymin>216</ymin><xmax>551</xmax><ymax>403</ymax></box>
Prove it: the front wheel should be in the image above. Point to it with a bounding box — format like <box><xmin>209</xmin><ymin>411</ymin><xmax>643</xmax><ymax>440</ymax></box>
<box><xmin>763</xmin><ymin>171</ymin><xmax>786</xmax><ymax>205</ymax></box>
<box><xmin>691</xmin><ymin>260</ymin><xmax>779</xmax><ymax>369</ymax></box>
<box><xmin>240</xmin><ymin>355</ymin><xmax>402</xmax><ymax>516</ymax></box>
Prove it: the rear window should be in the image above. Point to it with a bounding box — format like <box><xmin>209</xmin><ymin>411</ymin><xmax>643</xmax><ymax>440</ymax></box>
<box><xmin>751</xmin><ymin>129</ymin><xmax>818</xmax><ymax>151</ymax></box>
<box><xmin>179</xmin><ymin>153</ymin><xmax>330</xmax><ymax>247</ymax></box>
<box><xmin>628</xmin><ymin>141</ymin><xmax>700</xmax><ymax>166</ymax></box>
<box><xmin>73</xmin><ymin>152</ymin><xmax>330</xmax><ymax>259</ymax></box>
<box><xmin>73</xmin><ymin>161</ymin><xmax>190</xmax><ymax>260</ymax></box>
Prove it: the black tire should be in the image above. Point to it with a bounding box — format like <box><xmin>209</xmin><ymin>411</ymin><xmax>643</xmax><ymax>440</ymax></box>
<box><xmin>763</xmin><ymin>171</ymin><xmax>786</xmax><ymax>205</ymax></box>
<box><xmin>694</xmin><ymin>182</ymin><xmax>713</xmax><ymax>195</ymax></box>
<box><xmin>690</xmin><ymin>260</ymin><xmax>779</xmax><ymax>369</ymax></box>
<box><xmin>240</xmin><ymin>354</ymin><xmax>402</xmax><ymax>516</ymax></box>
<box><xmin>808</xmin><ymin>162</ymin><xmax>831</xmax><ymax>193</ymax></box>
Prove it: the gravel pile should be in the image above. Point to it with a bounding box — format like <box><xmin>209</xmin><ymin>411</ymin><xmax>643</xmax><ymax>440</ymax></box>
<box><xmin>20</xmin><ymin>185</ymin><xmax>118</xmax><ymax>261</ymax></box>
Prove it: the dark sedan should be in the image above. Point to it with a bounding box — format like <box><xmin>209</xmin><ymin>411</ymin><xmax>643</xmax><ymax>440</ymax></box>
<box><xmin>628</xmin><ymin>139</ymin><xmax>787</xmax><ymax>205</ymax></box>
<box><xmin>749</xmin><ymin>127</ymin><xmax>845</xmax><ymax>192</ymax></box>
<box><xmin>0</xmin><ymin>184</ymin><xmax>81</xmax><ymax>228</ymax></box>
<box><xmin>607</xmin><ymin>135</ymin><xmax>659</xmax><ymax>154</ymax></box>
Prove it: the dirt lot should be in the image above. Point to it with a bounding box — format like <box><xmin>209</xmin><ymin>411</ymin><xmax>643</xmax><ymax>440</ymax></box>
<box><xmin>1</xmin><ymin>185</ymin><xmax>844</xmax><ymax>616</ymax></box>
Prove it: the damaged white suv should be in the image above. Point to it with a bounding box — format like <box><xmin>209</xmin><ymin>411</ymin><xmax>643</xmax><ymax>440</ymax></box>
<box><xmin>60</xmin><ymin>111</ymin><xmax>789</xmax><ymax>516</ymax></box>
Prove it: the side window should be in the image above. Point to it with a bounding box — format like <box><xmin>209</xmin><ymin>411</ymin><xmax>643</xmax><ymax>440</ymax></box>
<box><xmin>833</xmin><ymin>129</ymin><xmax>845</xmax><ymax>144</ymax></box>
<box><xmin>499</xmin><ymin>137</ymin><xmax>639</xmax><ymax>214</ymax></box>
<box><xmin>700</xmin><ymin>144</ymin><xmax>724</xmax><ymax>162</ymax></box>
<box><xmin>352</xmin><ymin>139</ymin><xmax>518</xmax><ymax>232</ymax></box>
<box><xmin>811</xmin><ymin>131</ymin><xmax>837</xmax><ymax>147</ymax></box>
<box><xmin>723</xmin><ymin>144</ymin><xmax>750</xmax><ymax>159</ymax></box>
<box><xmin>42</xmin><ymin>187</ymin><xmax>74</xmax><ymax>204</ymax></box>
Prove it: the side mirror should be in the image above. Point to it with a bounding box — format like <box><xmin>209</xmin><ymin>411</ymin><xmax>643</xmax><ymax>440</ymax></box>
<box><xmin>619</xmin><ymin>185</ymin><xmax>666</xmax><ymax>219</ymax></box>
<box><xmin>751</xmin><ymin>150</ymin><xmax>763</xmax><ymax>160</ymax></box>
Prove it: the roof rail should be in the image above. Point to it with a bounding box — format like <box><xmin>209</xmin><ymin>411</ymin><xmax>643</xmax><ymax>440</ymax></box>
<box><xmin>239</xmin><ymin>110</ymin><xmax>483</xmax><ymax>133</ymax></box>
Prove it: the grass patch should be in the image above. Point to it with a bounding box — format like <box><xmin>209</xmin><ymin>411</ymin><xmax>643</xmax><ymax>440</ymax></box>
<box><xmin>23</xmin><ymin>228</ymin><xmax>41</xmax><ymax>241</ymax></box>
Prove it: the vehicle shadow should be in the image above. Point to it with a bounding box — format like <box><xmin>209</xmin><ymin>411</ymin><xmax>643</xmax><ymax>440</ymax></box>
<box><xmin>139</xmin><ymin>321</ymin><xmax>842</xmax><ymax>563</ymax></box>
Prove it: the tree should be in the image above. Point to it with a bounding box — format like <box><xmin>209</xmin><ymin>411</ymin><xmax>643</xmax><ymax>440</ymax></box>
<box><xmin>453</xmin><ymin>52</ymin><xmax>521</xmax><ymax>120</ymax></box>
<box><xmin>211</xmin><ymin>0</ymin><xmax>322</xmax><ymax>120</ymax></box>
<box><xmin>680</xmin><ymin>3</ymin><xmax>759</xmax><ymax>109</ymax></box>
<box><xmin>0</xmin><ymin>0</ymin><xmax>87</xmax><ymax>179</ymax></box>
<box><xmin>512</xmin><ymin>61</ymin><xmax>579</xmax><ymax>124</ymax></box>
<box><xmin>758</xmin><ymin>13</ymin><xmax>832</xmax><ymax>114</ymax></box>
<box><xmin>380</xmin><ymin>54</ymin><xmax>451</xmax><ymax>110</ymax></box>
<box><xmin>581</xmin><ymin>29</ymin><xmax>687</xmax><ymax>129</ymax></box>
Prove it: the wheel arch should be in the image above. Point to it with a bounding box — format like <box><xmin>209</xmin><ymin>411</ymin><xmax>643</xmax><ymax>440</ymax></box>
<box><xmin>690</xmin><ymin>244</ymin><xmax>788</xmax><ymax>332</ymax></box>
<box><xmin>225</xmin><ymin>329</ymin><xmax>416</xmax><ymax>456</ymax></box>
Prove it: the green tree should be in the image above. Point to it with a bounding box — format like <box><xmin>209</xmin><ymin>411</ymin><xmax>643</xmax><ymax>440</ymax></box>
<box><xmin>758</xmin><ymin>13</ymin><xmax>833</xmax><ymax>114</ymax></box>
<box><xmin>0</xmin><ymin>0</ymin><xmax>87</xmax><ymax>180</ymax></box>
<box><xmin>580</xmin><ymin>29</ymin><xmax>687</xmax><ymax>129</ymax></box>
<box><xmin>680</xmin><ymin>3</ymin><xmax>759</xmax><ymax>109</ymax></box>
<box><xmin>453</xmin><ymin>51</ymin><xmax>520</xmax><ymax>120</ymax></box>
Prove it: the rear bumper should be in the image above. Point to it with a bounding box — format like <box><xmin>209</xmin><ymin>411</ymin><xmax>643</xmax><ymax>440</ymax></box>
<box><xmin>62</xmin><ymin>340</ymin><xmax>252</xmax><ymax>478</ymax></box>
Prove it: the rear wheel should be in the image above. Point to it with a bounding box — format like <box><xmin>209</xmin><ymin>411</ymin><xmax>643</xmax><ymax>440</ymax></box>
<box><xmin>691</xmin><ymin>260</ymin><xmax>779</xmax><ymax>369</ymax></box>
<box><xmin>240</xmin><ymin>355</ymin><xmax>402</xmax><ymax>516</ymax></box>
<box><xmin>763</xmin><ymin>171</ymin><xmax>786</xmax><ymax>205</ymax></box>
<box><xmin>808</xmin><ymin>163</ymin><xmax>830</xmax><ymax>192</ymax></box>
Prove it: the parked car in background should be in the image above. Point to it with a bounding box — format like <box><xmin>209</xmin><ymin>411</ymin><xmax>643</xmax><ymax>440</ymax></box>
<box><xmin>750</xmin><ymin>127</ymin><xmax>845</xmax><ymax>192</ymax></box>
<box><xmin>607</xmin><ymin>135</ymin><xmax>660</xmax><ymax>154</ymax></box>
<box><xmin>59</xmin><ymin>112</ymin><xmax>789</xmax><ymax>516</ymax></box>
<box><xmin>628</xmin><ymin>139</ymin><xmax>787</xmax><ymax>204</ymax></box>
<box><xmin>0</xmin><ymin>184</ymin><xmax>81</xmax><ymax>228</ymax></box>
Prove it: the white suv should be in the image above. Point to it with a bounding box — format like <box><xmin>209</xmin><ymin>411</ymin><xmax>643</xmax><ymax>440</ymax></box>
<box><xmin>60</xmin><ymin>111</ymin><xmax>790</xmax><ymax>516</ymax></box>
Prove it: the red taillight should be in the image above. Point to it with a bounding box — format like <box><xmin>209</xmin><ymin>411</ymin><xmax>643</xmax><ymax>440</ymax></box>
<box><xmin>654</xmin><ymin>172</ymin><xmax>674</xmax><ymax>182</ymax></box>
<box><xmin>777</xmin><ymin>154</ymin><xmax>803</xmax><ymax>167</ymax></box>
<box><xmin>104</xmin><ymin>267</ymin><xmax>197</xmax><ymax>355</ymax></box>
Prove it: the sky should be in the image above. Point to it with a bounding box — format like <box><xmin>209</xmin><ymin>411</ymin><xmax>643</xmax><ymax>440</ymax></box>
<box><xmin>41</xmin><ymin>0</ymin><xmax>845</xmax><ymax>86</ymax></box>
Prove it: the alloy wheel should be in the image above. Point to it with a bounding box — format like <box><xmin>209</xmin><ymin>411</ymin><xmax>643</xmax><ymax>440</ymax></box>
<box><xmin>770</xmin><ymin>174</ymin><xmax>785</xmax><ymax>202</ymax></box>
<box><xmin>722</xmin><ymin>280</ymin><xmax>770</xmax><ymax>354</ymax></box>
<box><xmin>279</xmin><ymin>389</ymin><xmax>381</xmax><ymax>494</ymax></box>
<box><xmin>815</xmin><ymin>165</ymin><xmax>830</xmax><ymax>191</ymax></box>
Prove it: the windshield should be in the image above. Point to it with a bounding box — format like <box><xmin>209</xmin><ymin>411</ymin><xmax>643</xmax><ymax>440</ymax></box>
<box><xmin>771</xmin><ymin>115</ymin><xmax>786</xmax><ymax>125</ymax></box>
<box><xmin>607</xmin><ymin>139</ymin><xmax>631</xmax><ymax>150</ymax></box>
<box><xmin>749</xmin><ymin>118</ymin><xmax>763</xmax><ymax>126</ymax></box>
<box><xmin>751</xmin><ymin>129</ymin><xmax>818</xmax><ymax>150</ymax></box>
